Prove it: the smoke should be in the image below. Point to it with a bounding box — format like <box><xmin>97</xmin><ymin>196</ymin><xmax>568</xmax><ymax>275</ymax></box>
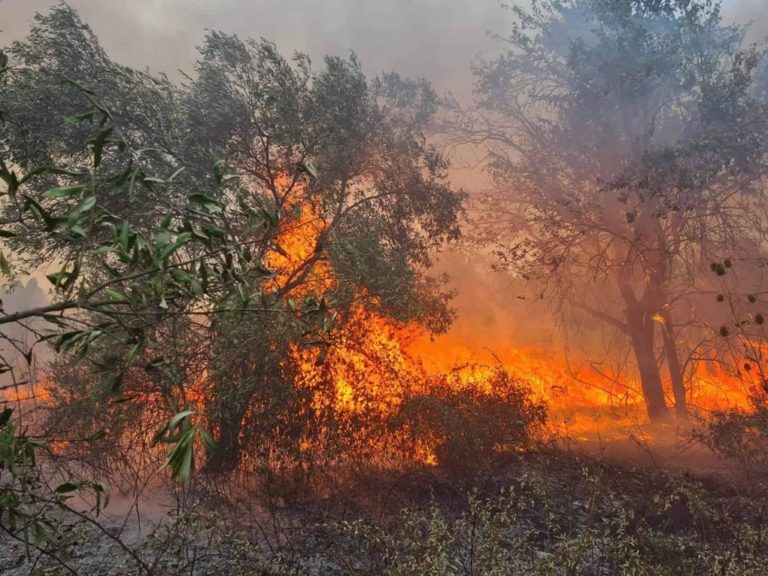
<box><xmin>2</xmin><ymin>0</ymin><xmax>758</xmax><ymax>181</ymax></box>
<box><xmin>0</xmin><ymin>278</ymin><xmax>49</xmax><ymax>392</ymax></box>
<box><xmin>2</xmin><ymin>1</ymin><xmax>763</xmax><ymax>92</ymax></box>
<box><xmin>0</xmin><ymin>0</ymin><xmax>514</xmax><ymax>96</ymax></box>
<box><xmin>1</xmin><ymin>0</ymin><xmax>766</xmax><ymax>353</ymax></box>
<box><xmin>722</xmin><ymin>0</ymin><xmax>768</xmax><ymax>41</ymax></box>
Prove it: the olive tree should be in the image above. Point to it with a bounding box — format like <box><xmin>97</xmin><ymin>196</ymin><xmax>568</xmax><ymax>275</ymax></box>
<box><xmin>461</xmin><ymin>0</ymin><xmax>768</xmax><ymax>420</ymax></box>
<box><xmin>1</xmin><ymin>5</ymin><xmax>464</xmax><ymax>472</ymax></box>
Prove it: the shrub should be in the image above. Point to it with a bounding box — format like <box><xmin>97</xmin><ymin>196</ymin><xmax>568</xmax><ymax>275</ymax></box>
<box><xmin>699</xmin><ymin>403</ymin><xmax>768</xmax><ymax>467</ymax></box>
<box><xmin>393</xmin><ymin>367</ymin><xmax>547</xmax><ymax>473</ymax></box>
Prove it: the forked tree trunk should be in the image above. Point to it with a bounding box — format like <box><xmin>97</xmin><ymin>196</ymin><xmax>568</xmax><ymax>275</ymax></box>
<box><xmin>625</xmin><ymin>308</ymin><xmax>669</xmax><ymax>422</ymax></box>
<box><xmin>660</xmin><ymin>311</ymin><xmax>687</xmax><ymax>417</ymax></box>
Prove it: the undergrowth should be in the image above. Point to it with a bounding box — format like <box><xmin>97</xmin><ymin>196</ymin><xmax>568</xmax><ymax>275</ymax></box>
<box><xmin>3</xmin><ymin>451</ymin><xmax>768</xmax><ymax>575</ymax></box>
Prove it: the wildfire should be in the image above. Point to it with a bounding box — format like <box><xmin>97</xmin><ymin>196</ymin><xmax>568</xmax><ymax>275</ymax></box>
<box><xmin>263</xmin><ymin>175</ymin><xmax>334</xmax><ymax>296</ymax></box>
<box><xmin>1</xmin><ymin>377</ymin><xmax>53</xmax><ymax>405</ymax></box>
<box><xmin>0</xmin><ymin>378</ymin><xmax>71</xmax><ymax>454</ymax></box>
<box><xmin>247</xmin><ymin>175</ymin><xmax>760</xmax><ymax>457</ymax></box>
<box><xmin>16</xmin><ymin>175</ymin><xmax>764</xmax><ymax>471</ymax></box>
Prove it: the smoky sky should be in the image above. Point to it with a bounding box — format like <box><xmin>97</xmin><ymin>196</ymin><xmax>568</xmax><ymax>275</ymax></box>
<box><xmin>2</xmin><ymin>1</ymin><xmax>765</xmax><ymax>96</ymax></box>
<box><xmin>1</xmin><ymin>0</ymin><xmax>765</xmax><ymax>99</ymax></box>
<box><xmin>0</xmin><ymin>0</ymin><xmax>517</xmax><ymax>98</ymax></box>
<box><xmin>2</xmin><ymin>0</ymin><xmax>764</xmax><ymax>201</ymax></box>
<box><xmin>0</xmin><ymin>0</ymin><xmax>764</xmax><ymax>191</ymax></box>
<box><xmin>0</xmin><ymin>0</ymin><xmax>765</xmax><ymax>343</ymax></box>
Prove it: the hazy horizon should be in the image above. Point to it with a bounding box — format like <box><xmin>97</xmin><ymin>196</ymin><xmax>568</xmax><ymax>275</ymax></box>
<box><xmin>2</xmin><ymin>0</ymin><xmax>764</xmax><ymax>100</ymax></box>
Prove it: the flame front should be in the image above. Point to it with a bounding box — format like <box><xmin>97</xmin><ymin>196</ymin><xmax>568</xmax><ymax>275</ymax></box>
<box><xmin>242</xmin><ymin>177</ymin><xmax>757</xmax><ymax>459</ymax></box>
<box><xmin>3</xmin><ymin>177</ymin><xmax>760</xmax><ymax>468</ymax></box>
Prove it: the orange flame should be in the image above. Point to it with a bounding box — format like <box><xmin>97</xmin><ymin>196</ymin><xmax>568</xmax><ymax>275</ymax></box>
<box><xmin>26</xmin><ymin>175</ymin><xmax>765</xmax><ymax>468</ymax></box>
<box><xmin>253</xmin><ymin>176</ymin><xmax>760</xmax><ymax>456</ymax></box>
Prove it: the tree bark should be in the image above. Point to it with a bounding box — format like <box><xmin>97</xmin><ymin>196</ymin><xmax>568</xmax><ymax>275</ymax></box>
<box><xmin>207</xmin><ymin>404</ymin><xmax>247</xmax><ymax>472</ymax></box>
<box><xmin>623</xmin><ymin>294</ymin><xmax>669</xmax><ymax>422</ymax></box>
<box><xmin>660</xmin><ymin>310</ymin><xmax>687</xmax><ymax>417</ymax></box>
<box><xmin>629</xmin><ymin>325</ymin><xmax>669</xmax><ymax>421</ymax></box>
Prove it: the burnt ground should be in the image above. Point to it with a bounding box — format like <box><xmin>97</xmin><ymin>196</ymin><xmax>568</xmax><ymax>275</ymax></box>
<box><xmin>2</xmin><ymin>438</ymin><xmax>767</xmax><ymax>576</ymax></box>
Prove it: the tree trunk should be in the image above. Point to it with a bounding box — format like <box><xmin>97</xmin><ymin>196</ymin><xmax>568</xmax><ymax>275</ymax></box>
<box><xmin>660</xmin><ymin>311</ymin><xmax>687</xmax><ymax>417</ymax></box>
<box><xmin>206</xmin><ymin>405</ymin><xmax>246</xmax><ymax>472</ymax></box>
<box><xmin>617</xmin><ymin>264</ymin><xmax>670</xmax><ymax>422</ymax></box>
<box><xmin>627</xmin><ymin>319</ymin><xmax>669</xmax><ymax>422</ymax></box>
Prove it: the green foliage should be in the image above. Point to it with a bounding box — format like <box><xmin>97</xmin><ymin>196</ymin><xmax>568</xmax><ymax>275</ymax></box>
<box><xmin>0</xmin><ymin>407</ymin><xmax>108</xmax><ymax>561</ymax></box>
<box><xmin>0</xmin><ymin>86</ymin><xmax>313</xmax><ymax>485</ymax></box>
<box><xmin>153</xmin><ymin>410</ymin><xmax>215</xmax><ymax>483</ymax></box>
<box><xmin>1</xmin><ymin>4</ymin><xmax>463</xmax><ymax>313</ymax></box>
<box><xmin>1</xmin><ymin>3</ymin><xmax>465</xmax><ymax>478</ymax></box>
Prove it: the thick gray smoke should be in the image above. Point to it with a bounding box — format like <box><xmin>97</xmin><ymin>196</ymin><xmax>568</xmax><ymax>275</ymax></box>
<box><xmin>726</xmin><ymin>0</ymin><xmax>768</xmax><ymax>40</ymax></box>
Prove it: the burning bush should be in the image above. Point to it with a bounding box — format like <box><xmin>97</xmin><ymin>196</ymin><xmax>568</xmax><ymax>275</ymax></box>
<box><xmin>394</xmin><ymin>367</ymin><xmax>547</xmax><ymax>473</ymax></box>
<box><xmin>0</xmin><ymin>3</ymin><xmax>466</xmax><ymax>493</ymax></box>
